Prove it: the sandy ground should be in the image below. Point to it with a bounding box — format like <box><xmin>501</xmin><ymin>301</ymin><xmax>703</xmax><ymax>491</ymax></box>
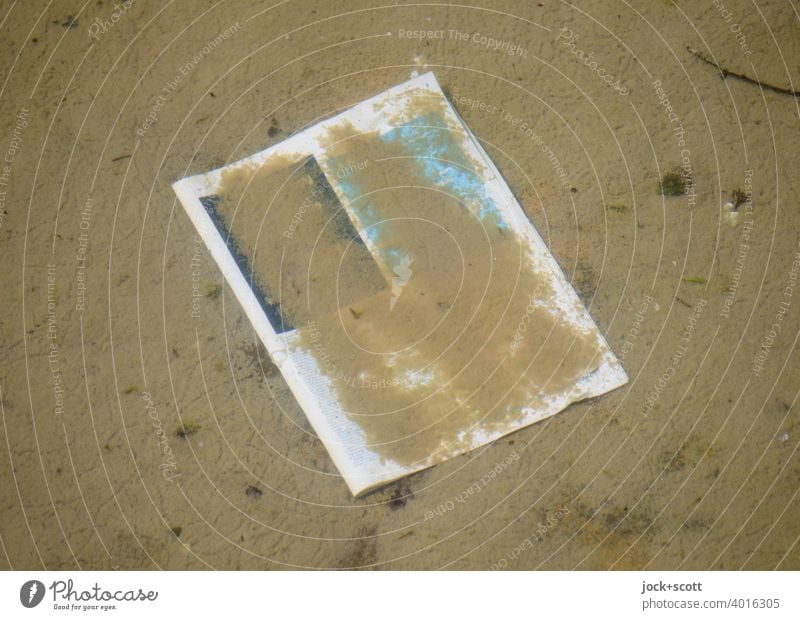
<box><xmin>1</xmin><ymin>0</ymin><xmax>799</xmax><ymax>570</ymax></box>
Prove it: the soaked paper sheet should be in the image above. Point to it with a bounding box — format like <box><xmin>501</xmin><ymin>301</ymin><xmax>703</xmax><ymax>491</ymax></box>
<box><xmin>172</xmin><ymin>72</ymin><xmax>627</xmax><ymax>496</ymax></box>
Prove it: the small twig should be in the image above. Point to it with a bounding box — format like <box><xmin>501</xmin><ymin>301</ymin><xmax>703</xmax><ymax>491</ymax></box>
<box><xmin>687</xmin><ymin>46</ymin><xmax>800</xmax><ymax>98</ymax></box>
<box><xmin>111</xmin><ymin>154</ymin><xmax>132</xmax><ymax>162</ymax></box>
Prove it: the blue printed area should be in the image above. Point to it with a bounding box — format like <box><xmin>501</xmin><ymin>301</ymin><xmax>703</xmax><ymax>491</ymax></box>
<box><xmin>380</xmin><ymin>112</ymin><xmax>505</xmax><ymax>228</ymax></box>
<box><xmin>324</xmin><ymin>111</ymin><xmax>506</xmax><ymax>270</ymax></box>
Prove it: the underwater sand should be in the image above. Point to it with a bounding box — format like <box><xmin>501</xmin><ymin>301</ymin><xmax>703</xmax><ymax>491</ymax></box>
<box><xmin>1</xmin><ymin>0</ymin><xmax>798</xmax><ymax>570</ymax></box>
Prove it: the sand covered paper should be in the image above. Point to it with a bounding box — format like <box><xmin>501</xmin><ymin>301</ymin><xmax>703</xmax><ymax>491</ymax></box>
<box><xmin>172</xmin><ymin>72</ymin><xmax>627</xmax><ymax>496</ymax></box>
